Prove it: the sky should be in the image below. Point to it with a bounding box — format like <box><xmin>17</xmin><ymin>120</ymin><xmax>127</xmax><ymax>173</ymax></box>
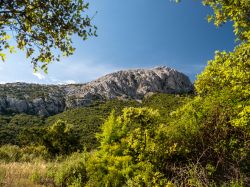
<box><xmin>0</xmin><ymin>0</ymin><xmax>235</xmax><ymax>84</ymax></box>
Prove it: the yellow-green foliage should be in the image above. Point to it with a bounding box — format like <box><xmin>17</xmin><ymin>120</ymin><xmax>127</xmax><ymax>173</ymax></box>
<box><xmin>83</xmin><ymin>0</ymin><xmax>250</xmax><ymax>183</ymax></box>
<box><xmin>202</xmin><ymin>0</ymin><xmax>250</xmax><ymax>41</ymax></box>
<box><xmin>86</xmin><ymin>94</ymin><xmax>249</xmax><ymax>186</ymax></box>
<box><xmin>46</xmin><ymin>152</ymin><xmax>87</xmax><ymax>187</ymax></box>
<box><xmin>195</xmin><ymin>43</ymin><xmax>250</xmax><ymax>99</ymax></box>
<box><xmin>0</xmin><ymin>145</ymin><xmax>21</xmax><ymax>162</ymax></box>
<box><xmin>168</xmin><ymin>42</ymin><xmax>249</xmax><ymax>184</ymax></box>
<box><xmin>0</xmin><ymin>145</ymin><xmax>48</xmax><ymax>162</ymax></box>
<box><xmin>0</xmin><ymin>0</ymin><xmax>248</xmax><ymax>186</ymax></box>
<box><xmin>86</xmin><ymin>108</ymin><xmax>168</xmax><ymax>186</ymax></box>
<box><xmin>46</xmin><ymin>99</ymin><xmax>141</xmax><ymax>150</ymax></box>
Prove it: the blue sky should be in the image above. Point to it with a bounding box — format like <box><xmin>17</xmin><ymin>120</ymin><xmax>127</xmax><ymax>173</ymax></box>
<box><xmin>0</xmin><ymin>0</ymin><xmax>235</xmax><ymax>84</ymax></box>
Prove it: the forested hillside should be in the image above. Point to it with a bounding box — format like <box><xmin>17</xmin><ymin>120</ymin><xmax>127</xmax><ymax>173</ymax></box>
<box><xmin>0</xmin><ymin>94</ymin><xmax>189</xmax><ymax>150</ymax></box>
<box><xmin>0</xmin><ymin>0</ymin><xmax>249</xmax><ymax>186</ymax></box>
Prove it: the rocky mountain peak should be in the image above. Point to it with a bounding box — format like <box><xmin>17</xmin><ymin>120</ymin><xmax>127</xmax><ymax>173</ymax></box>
<box><xmin>0</xmin><ymin>66</ymin><xmax>193</xmax><ymax>116</ymax></box>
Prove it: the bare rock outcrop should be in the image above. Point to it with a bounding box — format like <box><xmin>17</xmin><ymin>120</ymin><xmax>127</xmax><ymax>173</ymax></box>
<box><xmin>0</xmin><ymin>66</ymin><xmax>193</xmax><ymax>116</ymax></box>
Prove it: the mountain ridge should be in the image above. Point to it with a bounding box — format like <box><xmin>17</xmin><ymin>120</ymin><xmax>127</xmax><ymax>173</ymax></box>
<box><xmin>0</xmin><ymin>66</ymin><xmax>194</xmax><ymax>116</ymax></box>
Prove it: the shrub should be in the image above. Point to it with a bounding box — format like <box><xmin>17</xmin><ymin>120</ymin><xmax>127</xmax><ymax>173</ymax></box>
<box><xmin>47</xmin><ymin>152</ymin><xmax>87</xmax><ymax>187</ymax></box>
<box><xmin>0</xmin><ymin>145</ymin><xmax>21</xmax><ymax>162</ymax></box>
<box><xmin>86</xmin><ymin>107</ymin><xmax>168</xmax><ymax>186</ymax></box>
<box><xmin>42</xmin><ymin>120</ymin><xmax>81</xmax><ymax>156</ymax></box>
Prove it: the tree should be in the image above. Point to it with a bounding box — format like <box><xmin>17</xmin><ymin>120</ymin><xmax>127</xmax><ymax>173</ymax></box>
<box><xmin>202</xmin><ymin>0</ymin><xmax>250</xmax><ymax>42</ymax></box>
<box><xmin>175</xmin><ymin>0</ymin><xmax>250</xmax><ymax>41</ymax></box>
<box><xmin>0</xmin><ymin>0</ymin><xmax>97</xmax><ymax>72</ymax></box>
<box><xmin>43</xmin><ymin>120</ymin><xmax>80</xmax><ymax>156</ymax></box>
<box><xmin>168</xmin><ymin>0</ymin><xmax>250</xmax><ymax>184</ymax></box>
<box><xmin>85</xmin><ymin>1</ymin><xmax>250</xmax><ymax>185</ymax></box>
<box><xmin>86</xmin><ymin>108</ymin><xmax>171</xmax><ymax>186</ymax></box>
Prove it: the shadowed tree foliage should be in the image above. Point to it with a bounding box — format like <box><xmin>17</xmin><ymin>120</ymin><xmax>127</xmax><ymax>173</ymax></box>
<box><xmin>42</xmin><ymin>120</ymin><xmax>81</xmax><ymax>156</ymax></box>
<box><xmin>0</xmin><ymin>0</ymin><xmax>97</xmax><ymax>72</ymax></box>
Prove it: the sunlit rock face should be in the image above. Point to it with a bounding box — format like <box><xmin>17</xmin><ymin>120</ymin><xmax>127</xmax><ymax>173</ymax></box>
<box><xmin>0</xmin><ymin>66</ymin><xmax>193</xmax><ymax>116</ymax></box>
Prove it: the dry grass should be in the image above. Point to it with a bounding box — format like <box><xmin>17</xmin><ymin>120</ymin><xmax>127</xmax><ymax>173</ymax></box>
<box><xmin>0</xmin><ymin>162</ymin><xmax>53</xmax><ymax>187</ymax></box>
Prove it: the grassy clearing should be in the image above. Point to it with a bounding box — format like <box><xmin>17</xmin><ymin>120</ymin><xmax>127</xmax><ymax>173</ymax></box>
<box><xmin>0</xmin><ymin>161</ymin><xmax>52</xmax><ymax>187</ymax></box>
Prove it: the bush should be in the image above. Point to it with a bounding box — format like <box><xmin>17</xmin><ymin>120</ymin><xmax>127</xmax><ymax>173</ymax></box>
<box><xmin>0</xmin><ymin>145</ymin><xmax>21</xmax><ymax>162</ymax></box>
<box><xmin>47</xmin><ymin>152</ymin><xmax>87</xmax><ymax>187</ymax></box>
<box><xmin>86</xmin><ymin>107</ymin><xmax>168</xmax><ymax>186</ymax></box>
<box><xmin>0</xmin><ymin>145</ymin><xmax>49</xmax><ymax>162</ymax></box>
<box><xmin>19</xmin><ymin>145</ymin><xmax>49</xmax><ymax>161</ymax></box>
<box><xmin>42</xmin><ymin>120</ymin><xmax>81</xmax><ymax>156</ymax></box>
<box><xmin>86</xmin><ymin>93</ymin><xmax>249</xmax><ymax>186</ymax></box>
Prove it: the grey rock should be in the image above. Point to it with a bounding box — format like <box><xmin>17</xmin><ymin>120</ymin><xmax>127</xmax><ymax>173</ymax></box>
<box><xmin>0</xmin><ymin>66</ymin><xmax>193</xmax><ymax>116</ymax></box>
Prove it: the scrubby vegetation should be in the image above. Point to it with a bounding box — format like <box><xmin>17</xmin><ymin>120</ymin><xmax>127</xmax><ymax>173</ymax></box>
<box><xmin>0</xmin><ymin>83</ymin><xmax>248</xmax><ymax>186</ymax></box>
<box><xmin>0</xmin><ymin>94</ymin><xmax>190</xmax><ymax>186</ymax></box>
<box><xmin>0</xmin><ymin>83</ymin><xmax>63</xmax><ymax>99</ymax></box>
<box><xmin>0</xmin><ymin>0</ymin><xmax>249</xmax><ymax>186</ymax></box>
<box><xmin>0</xmin><ymin>94</ymin><xmax>189</xmax><ymax>151</ymax></box>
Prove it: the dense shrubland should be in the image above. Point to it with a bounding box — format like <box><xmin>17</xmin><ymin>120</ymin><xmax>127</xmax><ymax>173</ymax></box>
<box><xmin>84</xmin><ymin>47</ymin><xmax>250</xmax><ymax>185</ymax></box>
<box><xmin>0</xmin><ymin>0</ymin><xmax>249</xmax><ymax>186</ymax></box>
<box><xmin>0</xmin><ymin>94</ymin><xmax>188</xmax><ymax>152</ymax></box>
<box><xmin>0</xmin><ymin>94</ymin><xmax>190</xmax><ymax>186</ymax></box>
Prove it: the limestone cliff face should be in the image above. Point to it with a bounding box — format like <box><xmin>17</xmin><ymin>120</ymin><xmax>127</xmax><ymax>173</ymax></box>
<box><xmin>0</xmin><ymin>66</ymin><xmax>193</xmax><ymax>116</ymax></box>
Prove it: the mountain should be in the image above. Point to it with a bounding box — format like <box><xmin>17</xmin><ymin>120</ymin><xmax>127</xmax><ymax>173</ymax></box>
<box><xmin>0</xmin><ymin>66</ymin><xmax>193</xmax><ymax>116</ymax></box>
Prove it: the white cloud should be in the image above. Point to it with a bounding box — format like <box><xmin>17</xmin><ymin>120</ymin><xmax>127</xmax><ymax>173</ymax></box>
<box><xmin>64</xmin><ymin>80</ymin><xmax>76</xmax><ymax>84</ymax></box>
<box><xmin>57</xmin><ymin>80</ymin><xmax>77</xmax><ymax>85</ymax></box>
<box><xmin>33</xmin><ymin>72</ymin><xmax>46</xmax><ymax>80</ymax></box>
<box><xmin>1</xmin><ymin>55</ymin><xmax>120</xmax><ymax>84</ymax></box>
<box><xmin>46</xmin><ymin>76</ymin><xmax>77</xmax><ymax>85</ymax></box>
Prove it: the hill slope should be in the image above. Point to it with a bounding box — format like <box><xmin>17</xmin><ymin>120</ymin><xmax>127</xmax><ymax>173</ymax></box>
<box><xmin>0</xmin><ymin>66</ymin><xmax>193</xmax><ymax>116</ymax></box>
<box><xmin>0</xmin><ymin>94</ymin><xmax>191</xmax><ymax>149</ymax></box>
